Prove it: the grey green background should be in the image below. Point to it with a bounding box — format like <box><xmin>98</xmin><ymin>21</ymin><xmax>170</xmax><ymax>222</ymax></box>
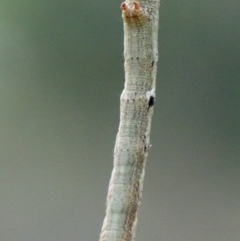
<box><xmin>0</xmin><ymin>0</ymin><xmax>239</xmax><ymax>240</ymax></box>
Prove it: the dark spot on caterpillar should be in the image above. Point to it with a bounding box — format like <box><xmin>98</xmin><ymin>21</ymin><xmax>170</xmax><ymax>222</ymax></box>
<box><xmin>151</xmin><ymin>61</ymin><xmax>154</xmax><ymax>67</ymax></box>
<box><xmin>148</xmin><ymin>96</ymin><xmax>155</xmax><ymax>108</ymax></box>
<box><xmin>120</xmin><ymin>2</ymin><xmax>127</xmax><ymax>10</ymax></box>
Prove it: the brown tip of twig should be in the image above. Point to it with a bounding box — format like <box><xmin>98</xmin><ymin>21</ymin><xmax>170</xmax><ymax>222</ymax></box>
<box><xmin>120</xmin><ymin>2</ymin><xmax>127</xmax><ymax>11</ymax></box>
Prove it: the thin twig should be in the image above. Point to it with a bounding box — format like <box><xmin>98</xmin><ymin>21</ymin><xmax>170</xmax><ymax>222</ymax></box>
<box><xmin>99</xmin><ymin>1</ymin><xmax>160</xmax><ymax>240</ymax></box>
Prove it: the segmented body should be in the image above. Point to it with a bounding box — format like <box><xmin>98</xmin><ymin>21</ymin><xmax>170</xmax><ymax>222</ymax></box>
<box><xmin>99</xmin><ymin>1</ymin><xmax>160</xmax><ymax>241</ymax></box>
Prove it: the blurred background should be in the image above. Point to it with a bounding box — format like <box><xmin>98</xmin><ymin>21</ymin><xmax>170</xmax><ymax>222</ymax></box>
<box><xmin>0</xmin><ymin>0</ymin><xmax>239</xmax><ymax>241</ymax></box>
